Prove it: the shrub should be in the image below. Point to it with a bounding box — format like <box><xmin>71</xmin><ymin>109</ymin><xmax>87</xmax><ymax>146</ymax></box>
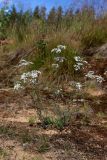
<box><xmin>43</xmin><ymin>117</ymin><xmax>53</xmax><ymax>126</ymax></box>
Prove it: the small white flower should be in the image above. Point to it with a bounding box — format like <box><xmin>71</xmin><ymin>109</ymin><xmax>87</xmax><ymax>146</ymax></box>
<box><xmin>77</xmin><ymin>62</ymin><xmax>83</xmax><ymax>66</ymax></box>
<box><xmin>51</xmin><ymin>45</ymin><xmax>66</xmax><ymax>54</ymax></box>
<box><xmin>55</xmin><ymin>89</ymin><xmax>62</xmax><ymax>95</ymax></box>
<box><xmin>54</xmin><ymin>57</ymin><xmax>66</xmax><ymax>63</ymax></box>
<box><xmin>20</xmin><ymin>70</ymin><xmax>41</xmax><ymax>84</ymax></box>
<box><xmin>20</xmin><ymin>73</ymin><xmax>28</xmax><ymax>83</ymax></box>
<box><xmin>75</xmin><ymin>82</ymin><xmax>82</xmax><ymax>90</ymax></box>
<box><xmin>74</xmin><ymin>56</ymin><xmax>88</xmax><ymax>71</ymax></box>
<box><xmin>51</xmin><ymin>48</ymin><xmax>57</xmax><ymax>53</ymax></box>
<box><xmin>74</xmin><ymin>64</ymin><xmax>81</xmax><ymax>71</ymax></box>
<box><xmin>14</xmin><ymin>82</ymin><xmax>23</xmax><ymax>90</ymax></box>
<box><xmin>52</xmin><ymin>63</ymin><xmax>59</xmax><ymax>69</ymax></box>
<box><xmin>83</xmin><ymin>61</ymin><xmax>88</xmax><ymax>64</ymax></box>
<box><xmin>19</xmin><ymin>59</ymin><xmax>33</xmax><ymax>67</ymax></box>
<box><xmin>85</xmin><ymin>71</ymin><xmax>95</xmax><ymax>79</ymax></box>
<box><xmin>78</xmin><ymin>99</ymin><xmax>84</xmax><ymax>102</ymax></box>
<box><xmin>72</xmin><ymin>99</ymin><xmax>77</xmax><ymax>102</ymax></box>
<box><xmin>51</xmin><ymin>48</ymin><xmax>61</xmax><ymax>53</ymax></box>
<box><xmin>56</xmin><ymin>48</ymin><xmax>62</xmax><ymax>53</ymax></box>
<box><xmin>74</xmin><ymin>56</ymin><xmax>83</xmax><ymax>62</ymax></box>
<box><xmin>57</xmin><ymin>45</ymin><xmax>66</xmax><ymax>50</ymax></box>
<box><xmin>95</xmin><ymin>75</ymin><xmax>104</xmax><ymax>83</ymax></box>
<box><xmin>72</xmin><ymin>99</ymin><xmax>84</xmax><ymax>102</ymax></box>
<box><xmin>30</xmin><ymin>70</ymin><xmax>41</xmax><ymax>78</ymax></box>
<box><xmin>85</xmin><ymin>71</ymin><xmax>104</xmax><ymax>83</ymax></box>
<box><xmin>30</xmin><ymin>79</ymin><xmax>37</xmax><ymax>84</ymax></box>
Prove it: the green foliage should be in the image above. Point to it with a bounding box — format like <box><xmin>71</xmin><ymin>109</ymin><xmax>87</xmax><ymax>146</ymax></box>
<box><xmin>31</xmin><ymin>40</ymin><xmax>47</xmax><ymax>70</ymax></box>
<box><xmin>1</xmin><ymin>4</ymin><xmax>107</xmax><ymax>50</ymax></box>
<box><xmin>0</xmin><ymin>148</ymin><xmax>8</xmax><ymax>158</ymax></box>
<box><xmin>0</xmin><ymin>126</ymin><xmax>16</xmax><ymax>137</ymax></box>
<box><xmin>53</xmin><ymin>112</ymin><xmax>71</xmax><ymax>130</ymax></box>
<box><xmin>0</xmin><ymin>126</ymin><xmax>9</xmax><ymax>134</ymax></box>
<box><xmin>11</xmin><ymin>11</ymin><xmax>32</xmax><ymax>42</ymax></box>
<box><xmin>60</xmin><ymin>48</ymin><xmax>77</xmax><ymax>74</ymax></box>
<box><xmin>43</xmin><ymin>117</ymin><xmax>53</xmax><ymax>126</ymax></box>
<box><xmin>37</xmin><ymin>136</ymin><xmax>50</xmax><ymax>153</ymax></box>
<box><xmin>42</xmin><ymin>112</ymin><xmax>71</xmax><ymax>130</ymax></box>
<box><xmin>31</xmin><ymin>56</ymin><xmax>44</xmax><ymax>70</ymax></box>
<box><xmin>36</xmin><ymin>39</ymin><xmax>47</xmax><ymax>62</ymax></box>
<box><xmin>28</xmin><ymin>116</ymin><xmax>36</xmax><ymax>126</ymax></box>
<box><xmin>54</xmin><ymin>118</ymin><xmax>65</xmax><ymax>130</ymax></box>
<box><xmin>0</xmin><ymin>8</ymin><xmax>10</xmax><ymax>39</ymax></box>
<box><xmin>37</xmin><ymin>143</ymin><xmax>50</xmax><ymax>153</ymax></box>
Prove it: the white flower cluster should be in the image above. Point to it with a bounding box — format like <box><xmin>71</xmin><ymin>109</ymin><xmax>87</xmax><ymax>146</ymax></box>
<box><xmin>74</xmin><ymin>56</ymin><xmax>88</xmax><ymax>71</ymax></box>
<box><xmin>54</xmin><ymin>56</ymin><xmax>66</xmax><ymax>63</ymax></box>
<box><xmin>73</xmin><ymin>99</ymin><xmax>84</xmax><ymax>102</ymax></box>
<box><xmin>74</xmin><ymin>63</ymin><xmax>83</xmax><ymax>71</ymax></box>
<box><xmin>51</xmin><ymin>48</ymin><xmax>61</xmax><ymax>53</ymax></box>
<box><xmin>51</xmin><ymin>45</ymin><xmax>66</xmax><ymax>69</ymax></box>
<box><xmin>52</xmin><ymin>64</ymin><xmax>59</xmax><ymax>69</ymax></box>
<box><xmin>75</xmin><ymin>82</ymin><xmax>82</xmax><ymax>90</ymax></box>
<box><xmin>20</xmin><ymin>70</ymin><xmax>41</xmax><ymax>84</ymax></box>
<box><xmin>85</xmin><ymin>71</ymin><xmax>95</xmax><ymax>79</ymax></box>
<box><xmin>14</xmin><ymin>70</ymin><xmax>41</xmax><ymax>90</ymax></box>
<box><xmin>74</xmin><ymin>56</ymin><xmax>83</xmax><ymax>62</ymax></box>
<box><xmin>51</xmin><ymin>45</ymin><xmax>66</xmax><ymax>53</ymax></box>
<box><xmin>18</xmin><ymin>59</ymin><xmax>33</xmax><ymax>67</ymax></box>
<box><xmin>70</xmin><ymin>81</ymin><xmax>82</xmax><ymax>90</ymax></box>
<box><xmin>57</xmin><ymin>45</ymin><xmax>66</xmax><ymax>50</ymax></box>
<box><xmin>85</xmin><ymin>71</ymin><xmax>104</xmax><ymax>83</ymax></box>
<box><xmin>95</xmin><ymin>75</ymin><xmax>104</xmax><ymax>83</ymax></box>
<box><xmin>14</xmin><ymin>82</ymin><xmax>23</xmax><ymax>90</ymax></box>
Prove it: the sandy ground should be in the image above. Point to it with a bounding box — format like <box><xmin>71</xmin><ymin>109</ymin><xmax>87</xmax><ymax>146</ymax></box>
<box><xmin>0</xmin><ymin>88</ymin><xmax>107</xmax><ymax>160</ymax></box>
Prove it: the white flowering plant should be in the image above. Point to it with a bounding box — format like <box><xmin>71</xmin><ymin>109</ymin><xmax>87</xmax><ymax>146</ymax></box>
<box><xmin>85</xmin><ymin>71</ymin><xmax>105</xmax><ymax>83</ymax></box>
<box><xmin>74</xmin><ymin>56</ymin><xmax>88</xmax><ymax>71</ymax></box>
<box><xmin>49</xmin><ymin>45</ymin><xmax>78</xmax><ymax>81</ymax></box>
<box><xmin>13</xmin><ymin>45</ymin><xmax>106</xmax><ymax>125</ymax></box>
<box><xmin>18</xmin><ymin>59</ymin><xmax>33</xmax><ymax>67</ymax></box>
<box><xmin>14</xmin><ymin>59</ymin><xmax>43</xmax><ymax>121</ymax></box>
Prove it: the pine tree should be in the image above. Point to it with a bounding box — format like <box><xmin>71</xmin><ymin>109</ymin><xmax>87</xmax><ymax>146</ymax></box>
<box><xmin>40</xmin><ymin>6</ymin><xmax>46</xmax><ymax>21</ymax></box>
<box><xmin>33</xmin><ymin>6</ymin><xmax>40</xmax><ymax>19</ymax></box>
<box><xmin>56</xmin><ymin>6</ymin><xmax>63</xmax><ymax>29</ymax></box>
<box><xmin>47</xmin><ymin>7</ymin><xmax>56</xmax><ymax>25</ymax></box>
<box><xmin>10</xmin><ymin>5</ymin><xmax>17</xmax><ymax>24</ymax></box>
<box><xmin>64</xmin><ymin>7</ymin><xmax>73</xmax><ymax>28</ymax></box>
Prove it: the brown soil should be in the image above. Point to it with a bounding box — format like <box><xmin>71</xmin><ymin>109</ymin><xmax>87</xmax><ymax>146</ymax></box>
<box><xmin>0</xmin><ymin>88</ymin><xmax>107</xmax><ymax>160</ymax></box>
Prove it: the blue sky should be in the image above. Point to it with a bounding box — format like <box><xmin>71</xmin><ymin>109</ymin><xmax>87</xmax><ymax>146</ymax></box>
<box><xmin>0</xmin><ymin>0</ymin><xmax>77</xmax><ymax>11</ymax></box>
<box><xmin>0</xmin><ymin>0</ymin><xmax>107</xmax><ymax>13</ymax></box>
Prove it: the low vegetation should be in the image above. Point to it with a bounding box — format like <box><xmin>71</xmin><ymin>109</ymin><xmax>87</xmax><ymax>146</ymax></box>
<box><xmin>0</xmin><ymin>1</ymin><xmax>107</xmax><ymax>160</ymax></box>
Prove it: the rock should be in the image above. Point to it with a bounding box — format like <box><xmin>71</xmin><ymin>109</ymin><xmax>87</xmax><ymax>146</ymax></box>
<box><xmin>95</xmin><ymin>43</ymin><xmax>107</xmax><ymax>58</ymax></box>
<box><xmin>83</xmin><ymin>43</ymin><xmax>107</xmax><ymax>58</ymax></box>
